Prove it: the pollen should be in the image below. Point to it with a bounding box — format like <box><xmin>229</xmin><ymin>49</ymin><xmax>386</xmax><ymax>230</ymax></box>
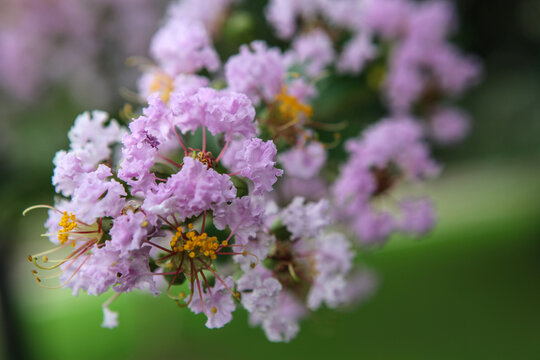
<box><xmin>149</xmin><ymin>71</ymin><xmax>174</xmax><ymax>103</ymax></box>
<box><xmin>210</xmin><ymin>306</ymin><xmax>217</xmax><ymax>314</ymax></box>
<box><xmin>58</xmin><ymin>211</ymin><xmax>78</xmax><ymax>245</ymax></box>
<box><xmin>275</xmin><ymin>86</ymin><xmax>313</xmax><ymax>122</ymax></box>
<box><xmin>170</xmin><ymin>225</ymin><xmax>222</xmax><ymax>261</ymax></box>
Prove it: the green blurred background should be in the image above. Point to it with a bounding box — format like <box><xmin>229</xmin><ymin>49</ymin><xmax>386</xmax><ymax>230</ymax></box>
<box><xmin>1</xmin><ymin>0</ymin><xmax>540</xmax><ymax>359</ymax></box>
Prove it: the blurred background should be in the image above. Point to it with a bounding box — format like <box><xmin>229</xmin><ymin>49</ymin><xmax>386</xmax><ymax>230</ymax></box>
<box><xmin>1</xmin><ymin>0</ymin><xmax>540</xmax><ymax>359</ymax></box>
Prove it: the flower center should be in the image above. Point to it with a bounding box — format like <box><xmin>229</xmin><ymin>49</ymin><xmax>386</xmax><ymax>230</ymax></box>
<box><xmin>274</xmin><ymin>86</ymin><xmax>313</xmax><ymax>123</ymax></box>
<box><xmin>170</xmin><ymin>223</ymin><xmax>228</xmax><ymax>260</ymax></box>
<box><xmin>188</xmin><ymin>149</ymin><xmax>215</xmax><ymax>169</ymax></box>
<box><xmin>149</xmin><ymin>71</ymin><xmax>174</xmax><ymax>103</ymax></box>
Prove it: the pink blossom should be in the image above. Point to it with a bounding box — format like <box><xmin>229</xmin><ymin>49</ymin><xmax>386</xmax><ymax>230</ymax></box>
<box><xmin>188</xmin><ymin>276</ymin><xmax>236</xmax><ymax>329</ymax></box>
<box><xmin>213</xmin><ymin>196</ymin><xmax>264</xmax><ymax>245</ymax></box>
<box><xmin>142</xmin><ymin>157</ymin><xmax>236</xmax><ymax>220</ymax></box>
<box><xmin>224</xmin><ymin>138</ymin><xmax>283</xmax><ymax>194</ymax></box>
<box><xmin>429</xmin><ymin>106</ymin><xmax>471</xmax><ymax>144</ymax></box>
<box><xmin>279</xmin><ymin>142</ymin><xmax>327</xmax><ymax>180</ymax></box>
<box><xmin>282</xmin><ymin>197</ymin><xmax>329</xmax><ymax>240</ymax></box>
<box><xmin>225</xmin><ymin>41</ymin><xmax>285</xmax><ymax>105</ymax></box>
<box><xmin>170</xmin><ymin>87</ymin><xmax>256</xmax><ymax>139</ymax></box>
<box><xmin>150</xmin><ymin>18</ymin><xmax>220</xmax><ymax>75</ymax></box>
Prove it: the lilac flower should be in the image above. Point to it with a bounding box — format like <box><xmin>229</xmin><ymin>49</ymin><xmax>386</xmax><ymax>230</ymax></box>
<box><xmin>254</xmin><ymin>292</ymin><xmax>307</xmax><ymax>343</ymax></box>
<box><xmin>279</xmin><ymin>142</ymin><xmax>327</xmax><ymax>180</ymax></box>
<box><xmin>338</xmin><ymin>32</ymin><xmax>377</xmax><ymax>74</ymax></box>
<box><xmin>333</xmin><ymin>118</ymin><xmax>438</xmax><ymax>243</ymax></box>
<box><xmin>307</xmin><ymin>232</ymin><xmax>354</xmax><ymax>309</ymax></box>
<box><xmin>170</xmin><ymin>87</ymin><xmax>256</xmax><ymax>139</ymax></box>
<box><xmin>408</xmin><ymin>0</ymin><xmax>455</xmax><ymax>43</ymax></box>
<box><xmin>118</xmin><ymin>96</ymin><xmax>173</xmax><ymax>193</ymax></box>
<box><xmin>237</xmin><ymin>267</ymin><xmax>282</xmax><ymax>317</ymax></box>
<box><xmin>67</xmin><ymin>111</ymin><xmax>126</xmax><ymax>167</ymax></box>
<box><xmin>265</xmin><ymin>0</ymin><xmax>315</xmax><ymax>39</ymax></box>
<box><xmin>342</xmin><ymin>269</ymin><xmax>379</xmax><ymax>306</ymax></box>
<box><xmin>213</xmin><ymin>196</ymin><xmax>264</xmax><ymax>245</ymax></box>
<box><xmin>427</xmin><ymin>44</ymin><xmax>482</xmax><ymax>95</ymax></box>
<box><xmin>352</xmin><ymin>208</ymin><xmax>395</xmax><ymax>244</ymax></box>
<box><xmin>282</xmin><ymin>197</ymin><xmax>330</xmax><ymax>240</ymax></box>
<box><xmin>346</xmin><ymin>118</ymin><xmax>439</xmax><ymax>179</ymax></box>
<box><xmin>398</xmin><ymin>198</ymin><xmax>436</xmax><ymax>235</ymax></box>
<box><xmin>150</xmin><ymin>17</ymin><xmax>220</xmax><ymax>76</ymax></box>
<box><xmin>138</xmin><ymin>70</ymin><xmax>209</xmax><ymax>102</ymax></box>
<box><xmin>69</xmin><ymin>165</ymin><xmax>127</xmax><ymax>224</ymax></box>
<box><xmin>109</xmin><ymin>211</ymin><xmax>152</xmax><ymax>254</ymax></box>
<box><xmin>289</xmin><ymin>29</ymin><xmax>335</xmax><ymax>77</ymax></box>
<box><xmin>319</xmin><ymin>0</ymin><xmax>365</xmax><ymax>32</ymax></box>
<box><xmin>60</xmin><ymin>247</ymin><xmax>157</xmax><ymax>296</ymax></box>
<box><xmin>188</xmin><ymin>276</ymin><xmax>236</xmax><ymax>329</ymax></box>
<box><xmin>225</xmin><ymin>41</ymin><xmax>285</xmax><ymax>105</ymax></box>
<box><xmin>143</xmin><ymin>157</ymin><xmax>236</xmax><ymax>220</ymax></box>
<box><xmin>429</xmin><ymin>106</ymin><xmax>471</xmax><ymax>144</ymax></box>
<box><xmin>223</xmin><ymin>138</ymin><xmax>283</xmax><ymax>195</ymax></box>
<box><xmin>287</xmin><ymin>77</ymin><xmax>318</xmax><ymax>103</ymax></box>
<box><xmin>363</xmin><ymin>0</ymin><xmax>412</xmax><ymax>39</ymax></box>
<box><xmin>167</xmin><ymin>0</ymin><xmax>236</xmax><ymax>35</ymax></box>
<box><xmin>233</xmin><ymin>232</ymin><xmax>276</xmax><ymax>271</ymax></box>
<box><xmin>52</xmin><ymin>151</ymin><xmax>93</xmax><ymax>197</ymax></box>
<box><xmin>101</xmin><ymin>307</ymin><xmax>119</xmax><ymax>329</ymax></box>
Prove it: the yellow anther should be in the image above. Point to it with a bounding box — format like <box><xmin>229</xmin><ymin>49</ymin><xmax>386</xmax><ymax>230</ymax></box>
<box><xmin>189</xmin><ymin>252</ymin><xmax>196</xmax><ymax>258</ymax></box>
<box><xmin>211</xmin><ymin>306</ymin><xmax>217</xmax><ymax>314</ymax></box>
<box><xmin>211</xmin><ymin>254</ymin><xmax>216</xmax><ymax>260</ymax></box>
<box><xmin>42</xmin><ymin>256</ymin><xmax>48</xmax><ymax>263</ymax></box>
<box><xmin>27</xmin><ymin>255</ymin><xmax>32</xmax><ymax>262</ymax></box>
<box><xmin>221</xmin><ymin>240</ymin><xmax>228</xmax><ymax>246</ymax></box>
<box><xmin>250</xmin><ymin>262</ymin><xmax>256</xmax><ymax>269</ymax></box>
<box><xmin>242</xmin><ymin>250</ymin><xmax>248</xmax><ymax>256</ymax></box>
<box><xmin>179</xmin><ymin>291</ymin><xmax>186</xmax><ymax>299</ymax></box>
<box><xmin>149</xmin><ymin>71</ymin><xmax>174</xmax><ymax>103</ymax></box>
<box><xmin>57</xmin><ymin>212</ymin><xmax>78</xmax><ymax>244</ymax></box>
<box><xmin>141</xmin><ymin>220</ymin><xmax>149</xmax><ymax>227</ymax></box>
<box><xmin>275</xmin><ymin>86</ymin><xmax>313</xmax><ymax>120</ymax></box>
<box><xmin>188</xmin><ymin>223</ymin><xmax>194</xmax><ymax>229</ymax></box>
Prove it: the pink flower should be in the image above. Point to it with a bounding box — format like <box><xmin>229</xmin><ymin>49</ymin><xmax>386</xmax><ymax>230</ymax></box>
<box><xmin>142</xmin><ymin>157</ymin><xmax>236</xmax><ymax>220</ymax></box>
<box><xmin>429</xmin><ymin>106</ymin><xmax>471</xmax><ymax>144</ymax></box>
<box><xmin>224</xmin><ymin>138</ymin><xmax>283</xmax><ymax>195</ymax></box>
<box><xmin>213</xmin><ymin>196</ymin><xmax>264</xmax><ymax>245</ymax></box>
<box><xmin>282</xmin><ymin>197</ymin><xmax>330</xmax><ymax>240</ymax></box>
<box><xmin>289</xmin><ymin>29</ymin><xmax>335</xmax><ymax>77</ymax></box>
<box><xmin>150</xmin><ymin>18</ymin><xmax>220</xmax><ymax>75</ymax></box>
<box><xmin>279</xmin><ymin>142</ymin><xmax>327</xmax><ymax>180</ymax></box>
<box><xmin>188</xmin><ymin>276</ymin><xmax>236</xmax><ymax>329</ymax></box>
<box><xmin>225</xmin><ymin>41</ymin><xmax>285</xmax><ymax>105</ymax></box>
<box><xmin>170</xmin><ymin>87</ymin><xmax>256</xmax><ymax>139</ymax></box>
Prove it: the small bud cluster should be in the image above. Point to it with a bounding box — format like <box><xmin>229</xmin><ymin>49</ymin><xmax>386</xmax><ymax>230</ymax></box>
<box><xmin>24</xmin><ymin>0</ymin><xmax>480</xmax><ymax>342</ymax></box>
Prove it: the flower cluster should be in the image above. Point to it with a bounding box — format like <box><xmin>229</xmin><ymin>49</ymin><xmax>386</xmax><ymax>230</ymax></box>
<box><xmin>25</xmin><ymin>0</ymin><xmax>480</xmax><ymax>342</ymax></box>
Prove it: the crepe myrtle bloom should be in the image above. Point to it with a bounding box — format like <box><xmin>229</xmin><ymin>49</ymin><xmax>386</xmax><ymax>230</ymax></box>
<box><xmin>333</xmin><ymin>117</ymin><xmax>439</xmax><ymax>244</ymax></box>
<box><xmin>232</xmin><ymin>197</ymin><xmax>376</xmax><ymax>342</ymax></box>
<box><xmin>150</xmin><ymin>17</ymin><xmax>220</xmax><ymax>76</ymax></box>
<box><xmin>225</xmin><ymin>41</ymin><xmax>286</xmax><ymax>106</ymax></box>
